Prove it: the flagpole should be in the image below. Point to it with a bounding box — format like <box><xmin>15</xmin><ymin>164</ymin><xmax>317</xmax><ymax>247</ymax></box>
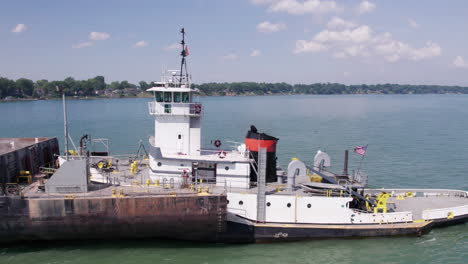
<box><xmin>356</xmin><ymin>144</ymin><xmax>368</xmax><ymax>174</ymax></box>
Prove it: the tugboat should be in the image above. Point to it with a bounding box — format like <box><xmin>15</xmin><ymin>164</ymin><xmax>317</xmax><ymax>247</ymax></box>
<box><xmin>145</xmin><ymin>28</ymin><xmax>468</xmax><ymax>242</ymax></box>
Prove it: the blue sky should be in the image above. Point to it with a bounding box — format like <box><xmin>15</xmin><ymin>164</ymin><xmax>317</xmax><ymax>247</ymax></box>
<box><xmin>1</xmin><ymin>0</ymin><xmax>468</xmax><ymax>85</ymax></box>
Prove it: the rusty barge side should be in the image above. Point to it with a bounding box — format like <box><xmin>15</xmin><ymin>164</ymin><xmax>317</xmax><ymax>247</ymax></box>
<box><xmin>0</xmin><ymin>194</ymin><xmax>227</xmax><ymax>243</ymax></box>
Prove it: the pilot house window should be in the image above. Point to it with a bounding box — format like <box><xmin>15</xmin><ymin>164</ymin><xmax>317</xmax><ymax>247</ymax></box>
<box><xmin>174</xmin><ymin>92</ymin><xmax>181</xmax><ymax>103</ymax></box>
<box><xmin>164</xmin><ymin>92</ymin><xmax>172</xmax><ymax>102</ymax></box>
<box><xmin>155</xmin><ymin>92</ymin><xmax>164</xmax><ymax>102</ymax></box>
<box><xmin>182</xmin><ymin>92</ymin><xmax>190</xmax><ymax>103</ymax></box>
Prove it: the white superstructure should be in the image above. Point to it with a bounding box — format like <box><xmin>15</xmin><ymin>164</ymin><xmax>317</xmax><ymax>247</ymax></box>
<box><xmin>146</xmin><ymin>29</ymin><xmax>251</xmax><ymax>189</ymax></box>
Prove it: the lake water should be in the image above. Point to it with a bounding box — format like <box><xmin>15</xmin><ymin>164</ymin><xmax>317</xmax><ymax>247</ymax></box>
<box><xmin>0</xmin><ymin>95</ymin><xmax>467</xmax><ymax>263</ymax></box>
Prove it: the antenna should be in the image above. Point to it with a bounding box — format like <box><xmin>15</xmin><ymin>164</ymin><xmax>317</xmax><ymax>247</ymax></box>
<box><xmin>179</xmin><ymin>27</ymin><xmax>189</xmax><ymax>86</ymax></box>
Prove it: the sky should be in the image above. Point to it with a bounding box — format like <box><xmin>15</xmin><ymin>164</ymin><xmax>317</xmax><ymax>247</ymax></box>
<box><xmin>1</xmin><ymin>0</ymin><xmax>468</xmax><ymax>85</ymax></box>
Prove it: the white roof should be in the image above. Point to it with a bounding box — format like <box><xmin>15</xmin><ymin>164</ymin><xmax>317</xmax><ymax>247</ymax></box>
<box><xmin>146</xmin><ymin>87</ymin><xmax>195</xmax><ymax>92</ymax></box>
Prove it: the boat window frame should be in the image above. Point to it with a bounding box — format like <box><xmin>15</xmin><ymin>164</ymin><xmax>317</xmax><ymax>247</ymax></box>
<box><xmin>173</xmin><ymin>92</ymin><xmax>182</xmax><ymax>103</ymax></box>
<box><xmin>155</xmin><ymin>92</ymin><xmax>164</xmax><ymax>102</ymax></box>
<box><xmin>182</xmin><ymin>92</ymin><xmax>190</xmax><ymax>103</ymax></box>
<box><xmin>164</xmin><ymin>92</ymin><xmax>172</xmax><ymax>103</ymax></box>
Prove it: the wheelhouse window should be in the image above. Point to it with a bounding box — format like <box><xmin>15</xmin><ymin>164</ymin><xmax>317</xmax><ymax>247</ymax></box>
<box><xmin>182</xmin><ymin>92</ymin><xmax>190</xmax><ymax>103</ymax></box>
<box><xmin>155</xmin><ymin>92</ymin><xmax>164</xmax><ymax>102</ymax></box>
<box><xmin>173</xmin><ymin>92</ymin><xmax>181</xmax><ymax>103</ymax></box>
<box><xmin>164</xmin><ymin>92</ymin><xmax>172</xmax><ymax>102</ymax></box>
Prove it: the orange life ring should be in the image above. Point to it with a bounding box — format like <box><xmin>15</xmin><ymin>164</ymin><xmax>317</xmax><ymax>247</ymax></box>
<box><xmin>218</xmin><ymin>150</ymin><xmax>227</xmax><ymax>159</ymax></box>
<box><xmin>214</xmin><ymin>140</ymin><xmax>222</xmax><ymax>148</ymax></box>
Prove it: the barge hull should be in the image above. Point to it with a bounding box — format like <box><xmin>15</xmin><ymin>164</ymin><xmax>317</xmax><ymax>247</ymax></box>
<box><xmin>0</xmin><ymin>194</ymin><xmax>226</xmax><ymax>243</ymax></box>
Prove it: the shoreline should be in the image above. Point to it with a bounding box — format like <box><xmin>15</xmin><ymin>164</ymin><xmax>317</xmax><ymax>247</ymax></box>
<box><xmin>2</xmin><ymin>92</ymin><xmax>468</xmax><ymax>102</ymax></box>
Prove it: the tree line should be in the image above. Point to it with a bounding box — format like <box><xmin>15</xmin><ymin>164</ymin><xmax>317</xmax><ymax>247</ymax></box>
<box><xmin>0</xmin><ymin>76</ymin><xmax>151</xmax><ymax>99</ymax></box>
<box><xmin>1</xmin><ymin>76</ymin><xmax>468</xmax><ymax>100</ymax></box>
<box><xmin>193</xmin><ymin>82</ymin><xmax>468</xmax><ymax>96</ymax></box>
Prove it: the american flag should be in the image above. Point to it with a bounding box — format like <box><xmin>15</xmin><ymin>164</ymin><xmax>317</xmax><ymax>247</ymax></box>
<box><xmin>354</xmin><ymin>145</ymin><xmax>367</xmax><ymax>156</ymax></box>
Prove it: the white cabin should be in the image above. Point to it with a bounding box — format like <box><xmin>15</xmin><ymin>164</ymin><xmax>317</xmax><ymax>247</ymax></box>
<box><xmin>147</xmin><ymin>70</ymin><xmax>251</xmax><ymax>188</ymax></box>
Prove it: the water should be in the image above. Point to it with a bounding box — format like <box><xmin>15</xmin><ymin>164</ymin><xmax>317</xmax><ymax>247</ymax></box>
<box><xmin>1</xmin><ymin>95</ymin><xmax>467</xmax><ymax>263</ymax></box>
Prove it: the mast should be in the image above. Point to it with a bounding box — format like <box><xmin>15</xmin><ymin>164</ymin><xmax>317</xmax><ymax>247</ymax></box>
<box><xmin>62</xmin><ymin>91</ymin><xmax>69</xmax><ymax>160</ymax></box>
<box><xmin>179</xmin><ymin>27</ymin><xmax>189</xmax><ymax>86</ymax></box>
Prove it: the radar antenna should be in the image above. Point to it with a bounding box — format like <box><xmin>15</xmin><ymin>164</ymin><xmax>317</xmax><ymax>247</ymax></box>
<box><xmin>179</xmin><ymin>28</ymin><xmax>189</xmax><ymax>86</ymax></box>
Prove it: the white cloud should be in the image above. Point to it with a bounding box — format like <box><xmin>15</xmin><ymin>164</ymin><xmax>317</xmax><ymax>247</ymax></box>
<box><xmin>221</xmin><ymin>53</ymin><xmax>239</xmax><ymax>60</ymax></box>
<box><xmin>357</xmin><ymin>1</ymin><xmax>375</xmax><ymax>14</ymax></box>
<box><xmin>164</xmin><ymin>43</ymin><xmax>180</xmax><ymax>51</ymax></box>
<box><xmin>408</xmin><ymin>19</ymin><xmax>419</xmax><ymax>29</ymax></box>
<box><xmin>250</xmin><ymin>50</ymin><xmax>261</xmax><ymax>57</ymax></box>
<box><xmin>327</xmin><ymin>17</ymin><xmax>356</xmax><ymax>30</ymax></box>
<box><xmin>294</xmin><ymin>40</ymin><xmax>327</xmax><ymax>53</ymax></box>
<box><xmin>89</xmin><ymin>32</ymin><xmax>110</xmax><ymax>40</ymax></box>
<box><xmin>315</xmin><ymin>25</ymin><xmax>372</xmax><ymax>43</ymax></box>
<box><xmin>12</xmin><ymin>24</ymin><xmax>27</xmax><ymax>33</ymax></box>
<box><xmin>343</xmin><ymin>71</ymin><xmax>351</xmax><ymax>77</ymax></box>
<box><xmin>72</xmin><ymin>42</ymin><xmax>93</xmax><ymax>49</ymax></box>
<box><xmin>409</xmin><ymin>41</ymin><xmax>441</xmax><ymax>60</ymax></box>
<box><xmin>294</xmin><ymin>20</ymin><xmax>442</xmax><ymax>63</ymax></box>
<box><xmin>253</xmin><ymin>0</ymin><xmax>340</xmax><ymax>15</ymax></box>
<box><xmin>453</xmin><ymin>56</ymin><xmax>467</xmax><ymax>68</ymax></box>
<box><xmin>385</xmin><ymin>54</ymin><xmax>400</xmax><ymax>63</ymax></box>
<box><xmin>257</xmin><ymin>21</ymin><xmax>286</xmax><ymax>33</ymax></box>
<box><xmin>134</xmin><ymin>40</ymin><xmax>148</xmax><ymax>48</ymax></box>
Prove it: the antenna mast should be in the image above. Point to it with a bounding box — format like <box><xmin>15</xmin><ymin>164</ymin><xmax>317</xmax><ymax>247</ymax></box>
<box><xmin>179</xmin><ymin>28</ymin><xmax>189</xmax><ymax>86</ymax></box>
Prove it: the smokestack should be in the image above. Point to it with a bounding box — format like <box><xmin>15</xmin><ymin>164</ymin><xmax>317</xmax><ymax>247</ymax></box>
<box><xmin>343</xmin><ymin>150</ymin><xmax>349</xmax><ymax>176</ymax></box>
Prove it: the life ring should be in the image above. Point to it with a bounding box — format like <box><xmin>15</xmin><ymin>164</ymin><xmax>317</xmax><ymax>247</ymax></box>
<box><xmin>194</xmin><ymin>104</ymin><xmax>202</xmax><ymax>114</ymax></box>
<box><xmin>181</xmin><ymin>169</ymin><xmax>189</xmax><ymax>178</ymax></box>
<box><xmin>214</xmin><ymin>140</ymin><xmax>222</xmax><ymax>148</ymax></box>
<box><xmin>218</xmin><ymin>150</ymin><xmax>227</xmax><ymax>159</ymax></box>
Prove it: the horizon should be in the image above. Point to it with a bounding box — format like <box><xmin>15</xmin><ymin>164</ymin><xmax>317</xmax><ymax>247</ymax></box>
<box><xmin>1</xmin><ymin>0</ymin><xmax>468</xmax><ymax>86</ymax></box>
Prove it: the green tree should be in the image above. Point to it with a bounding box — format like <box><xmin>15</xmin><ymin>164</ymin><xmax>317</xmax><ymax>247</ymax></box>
<box><xmin>0</xmin><ymin>77</ymin><xmax>17</xmax><ymax>98</ymax></box>
<box><xmin>16</xmin><ymin>78</ymin><xmax>34</xmax><ymax>97</ymax></box>
<box><xmin>108</xmin><ymin>81</ymin><xmax>120</xmax><ymax>90</ymax></box>
<box><xmin>139</xmin><ymin>81</ymin><xmax>149</xmax><ymax>90</ymax></box>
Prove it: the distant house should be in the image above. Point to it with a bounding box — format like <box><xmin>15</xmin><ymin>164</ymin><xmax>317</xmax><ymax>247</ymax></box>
<box><xmin>104</xmin><ymin>89</ymin><xmax>115</xmax><ymax>97</ymax></box>
<box><xmin>95</xmin><ymin>90</ymin><xmax>104</xmax><ymax>96</ymax></box>
<box><xmin>123</xmin><ymin>88</ymin><xmax>139</xmax><ymax>96</ymax></box>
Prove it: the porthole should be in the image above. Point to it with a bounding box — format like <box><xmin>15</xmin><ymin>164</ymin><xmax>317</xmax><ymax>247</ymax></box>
<box><xmin>178</xmin><ymin>134</ymin><xmax>181</xmax><ymax>139</ymax></box>
<box><xmin>157</xmin><ymin>162</ymin><xmax>162</xmax><ymax>167</ymax></box>
<box><xmin>239</xmin><ymin>201</ymin><xmax>243</xmax><ymax>206</ymax></box>
<box><xmin>180</xmin><ymin>164</ymin><xmax>184</xmax><ymax>167</ymax></box>
<box><xmin>267</xmin><ymin>202</ymin><xmax>271</xmax><ymax>207</ymax></box>
<box><xmin>287</xmin><ymin>203</ymin><xmax>291</xmax><ymax>208</ymax></box>
<box><xmin>225</xmin><ymin>166</ymin><xmax>229</xmax><ymax>171</ymax></box>
<box><xmin>227</xmin><ymin>200</ymin><xmax>229</xmax><ymax>204</ymax></box>
<box><xmin>307</xmin><ymin>204</ymin><xmax>311</xmax><ymax>208</ymax></box>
